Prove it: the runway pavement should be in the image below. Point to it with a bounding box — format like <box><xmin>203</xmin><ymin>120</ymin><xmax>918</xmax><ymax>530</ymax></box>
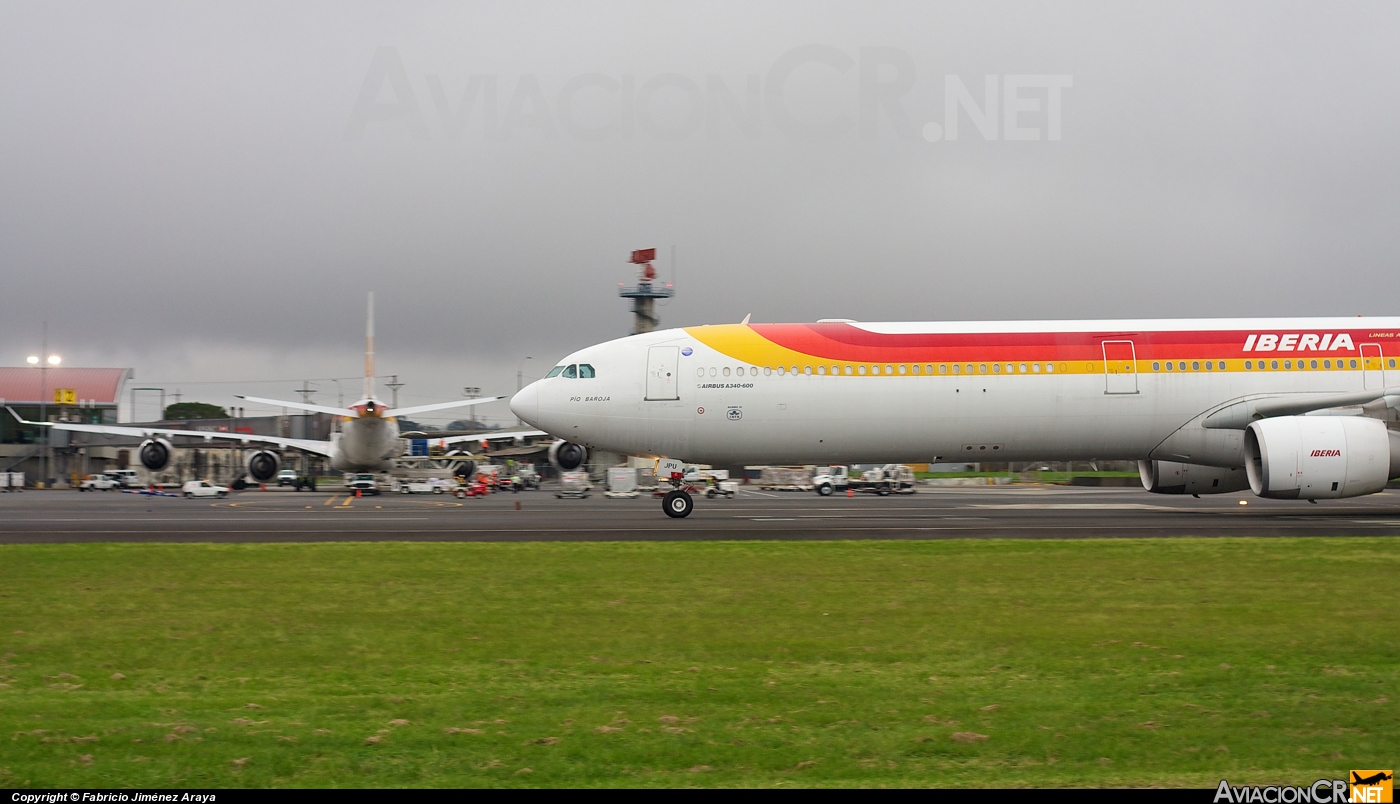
<box><xmin>3</xmin><ymin>484</ymin><xmax>1400</xmax><ymax>543</ymax></box>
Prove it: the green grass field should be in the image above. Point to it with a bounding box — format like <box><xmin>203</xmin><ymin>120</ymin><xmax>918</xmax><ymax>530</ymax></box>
<box><xmin>1</xmin><ymin>538</ymin><xmax>1397</xmax><ymax>787</ymax></box>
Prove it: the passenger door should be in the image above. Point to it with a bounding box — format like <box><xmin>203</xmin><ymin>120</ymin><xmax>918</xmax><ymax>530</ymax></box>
<box><xmin>1101</xmin><ymin>340</ymin><xmax>1138</xmax><ymax>394</ymax></box>
<box><xmin>645</xmin><ymin>346</ymin><xmax>680</xmax><ymax>400</ymax></box>
<box><xmin>1361</xmin><ymin>343</ymin><xmax>1384</xmax><ymax>390</ymax></box>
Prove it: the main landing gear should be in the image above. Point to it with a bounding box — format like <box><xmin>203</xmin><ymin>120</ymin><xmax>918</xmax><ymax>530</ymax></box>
<box><xmin>663</xmin><ymin>489</ymin><xmax>694</xmax><ymax>518</ymax></box>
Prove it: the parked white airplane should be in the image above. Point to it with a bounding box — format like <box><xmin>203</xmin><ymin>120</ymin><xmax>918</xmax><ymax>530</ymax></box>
<box><xmin>11</xmin><ymin>293</ymin><xmax>539</xmax><ymax>480</ymax></box>
<box><xmin>511</xmin><ymin>318</ymin><xmax>1400</xmax><ymax>517</ymax></box>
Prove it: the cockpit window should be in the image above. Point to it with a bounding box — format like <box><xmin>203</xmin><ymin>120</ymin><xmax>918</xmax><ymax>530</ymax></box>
<box><xmin>562</xmin><ymin>364</ymin><xmax>578</xmax><ymax>379</ymax></box>
<box><xmin>578</xmin><ymin>364</ymin><xmax>596</xmax><ymax>378</ymax></box>
<box><xmin>546</xmin><ymin>366</ymin><xmax>565</xmax><ymax>378</ymax></box>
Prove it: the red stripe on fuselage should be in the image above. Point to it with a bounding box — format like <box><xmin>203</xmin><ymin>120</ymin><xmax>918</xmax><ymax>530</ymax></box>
<box><xmin>746</xmin><ymin>323</ymin><xmax>1373</xmax><ymax>362</ymax></box>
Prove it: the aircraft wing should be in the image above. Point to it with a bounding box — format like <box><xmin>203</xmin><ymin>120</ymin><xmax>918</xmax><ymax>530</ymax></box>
<box><xmin>5</xmin><ymin>407</ymin><xmax>334</xmax><ymax>456</ymax></box>
<box><xmin>420</xmin><ymin>429</ymin><xmax>548</xmax><ymax>447</ymax></box>
<box><xmin>391</xmin><ymin>396</ymin><xmax>507</xmax><ymax>417</ymax></box>
<box><xmin>1203</xmin><ymin>387</ymin><xmax>1400</xmax><ymax>429</ymax></box>
<box><xmin>234</xmin><ymin>396</ymin><xmax>355</xmax><ymax>416</ymax></box>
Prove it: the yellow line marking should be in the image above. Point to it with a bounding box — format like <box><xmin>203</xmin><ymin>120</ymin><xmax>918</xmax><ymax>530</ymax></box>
<box><xmin>339</xmin><ymin>495</ymin><xmax>353</xmax><ymax>507</ymax></box>
<box><xmin>323</xmin><ymin>495</ymin><xmax>336</xmax><ymax>506</ymax></box>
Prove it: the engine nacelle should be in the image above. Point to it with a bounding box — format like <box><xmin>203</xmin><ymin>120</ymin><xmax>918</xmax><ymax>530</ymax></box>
<box><xmin>246</xmin><ymin>450</ymin><xmax>281</xmax><ymax>483</ymax></box>
<box><xmin>138</xmin><ymin>438</ymin><xmax>175</xmax><ymax>473</ymax></box>
<box><xmin>1139</xmin><ymin>460</ymin><xmax>1250</xmax><ymax>495</ymax></box>
<box><xmin>1245</xmin><ymin>416</ymin><xmax>1397</xmax><ymax>500</ymax></box>
<box><xmin>548</xmin><ymin>439</ymin><xmax>588</xmax><ymax>472</ymax></box>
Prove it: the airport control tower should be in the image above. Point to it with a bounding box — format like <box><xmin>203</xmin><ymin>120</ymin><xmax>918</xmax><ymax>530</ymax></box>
<box><xmin>618</xmin><ymin>248</ymin><xmax>674</xmax><ymax>335</ymax></box>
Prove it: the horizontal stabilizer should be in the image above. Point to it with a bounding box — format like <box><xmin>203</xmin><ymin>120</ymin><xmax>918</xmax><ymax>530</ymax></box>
<box><xmin>234</xmin><ymin>395</ymin><xmax>354</xmax><ymax>416</ymax></box>
<box><xmin>392</xmin><ymin>396</ymin><xmax>506</xmax><ymax>418</ymax></box>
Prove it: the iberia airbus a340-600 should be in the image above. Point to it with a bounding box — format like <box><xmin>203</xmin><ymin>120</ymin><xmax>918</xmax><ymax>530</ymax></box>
<box><xmin>510</xmin><ymin>317</ymin><xmax>1400</xmax><ymax>518</ymax></box>
<box><xmin>10</xmin><ymin>294</ymin><xmax>541</xmax><ymax>481</ymax></box>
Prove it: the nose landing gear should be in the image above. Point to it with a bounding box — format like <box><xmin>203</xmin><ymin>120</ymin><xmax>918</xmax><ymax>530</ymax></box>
<box><xmin>663</xmin><ymin>489</ymin><xmax>694</xmax><ymax>518</ymax></box>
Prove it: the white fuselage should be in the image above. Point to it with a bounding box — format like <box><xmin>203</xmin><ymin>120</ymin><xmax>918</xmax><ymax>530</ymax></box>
<box><xmin>510</xmin><ymin>317</ymin><xmax>1400</xmax><ymax>469</ymax></box>
<box><xmin>329</xmin><ymin>413</ymin><xmax>402</xmax><ymax>472</ymax></box>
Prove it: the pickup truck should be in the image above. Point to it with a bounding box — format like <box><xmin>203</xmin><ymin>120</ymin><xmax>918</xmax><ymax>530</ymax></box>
<box><xmin>345</xmin><ymin>473</ymin><xmax>380</xmax><ymax>495</ymax></box>
<box><xmin>78</xmin><ymin>474</ymin><xmax>121</xmax><ymax>491</ymax></box>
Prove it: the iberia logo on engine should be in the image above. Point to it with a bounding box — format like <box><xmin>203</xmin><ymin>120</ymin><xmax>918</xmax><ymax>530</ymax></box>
<box><xmin>1350</xmin><ymin>770</ymin><xmax>1392</xmax><ymax>803</ymax></box>
<box><xmin>1311</xmin><ymin>449</ymin><xmax>1342</xmax><ymax>458</ymax></box>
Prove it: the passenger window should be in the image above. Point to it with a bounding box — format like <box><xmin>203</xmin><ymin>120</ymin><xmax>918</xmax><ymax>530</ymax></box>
<box><xmin>940</xmin><ymin>364</ymin><xmax>948</xmax><ymax>375</ymax></box>
<box><xmin>1350</xmin><ymin>359</ymin><xmax>1358</xmax><ymax>369</ymax></box>
<box><xmin>1152</xmin><ymin>362</ymin><xmax>1160</xmax><ymax>371</ymax></box>
<box><xmin>1047</xmin><ymin>364</ymin><xmax>1056</xmax><ymax>373</ymax></box>
<box><xmin>857</xmin><ymin>365</ymin><xmax>867</xmax><ymax>375</ymax></box>
<box><xmin>562</xmin><ymin>364</ymin><xmax>578</xmax><ymax>379</ymax></box>
<box><xmin>979</xmin><ymin>364</ymin><xmax>988</xmax><ymax>374</ymax></box>
<box><xmin>871</xmin><ymin>365</ymin><xmax>880</xmax><ymax>375</ymax></box>
<box><xmin>764</xmin><ymin>367</ymin><xmax>772</xmax><ymax>376</ymax></box>
<box><xmin>885</xmin><ymin>365</ymin><xmax>894</xmax><ymax>375</ymax></box>
<box><xmin>1271</xmin><ymin>360</ymin><xmax>1279</xmax><ymax>369</ymax></box>
<box><xmin>578</xmin><ymin>364</ymin><xmax>596</xmax><ymax>378</ymax></box>
<box><xmin>777</xmin><ymin>366</ymin><xmax>786</xmax><ymax>375</ymax></box>
<box><xmin>804</xmin><ymin>366</ymin><xmax>812</xmax><ymax>376</ymax></box>
<box><xmin>1310</xmin><ymin>360</ymin><xmax>1317</xmax><ymax>369</ymax></box>
<box><xmin>1323</xmin><ymin>360</ymin><xmax>1330</xmax><ymax>369</ymax></box>
<box><xmin>709</xmin><ymin>367</ymin><xmax>717</xmax><ymax>377</ymax></box>
<box><xmin>1284</xmin><ymin>360</ymin><xmax>1292</xmax><ymax>369</ymax></box>
<box><xmin>1031</xmin><ymin>363</ymin><xmax>1040</xmax><ymax>373</ymax></box>
<box><xmin>723</xmin><ymin>367</ymin><xmax>731</xmax><ymax>377</ymax></box>
<box><xmin>1391</xmin><ymin>359</ymin><xmax>1397</xmax><ymax>368</ymax></box>
<box><xmin>898</xmin><ymin>364</ymin><xmax>908</xmax><ymax>375</ymax></box>
<box><xmin>790</xmin><ymin>366</ymin><xmax>799</xmax><ymax>375</ymax></box>
<box><xmin>816</xmin><ymin>365</ymin><xmax>825</xmax><ymax>375</ymax></box>
<box><xmin>992</xmin><ymin>364</ymin><xmax>1001</xmax><ymax>374</ymax></box>
<box><xmin>1205</xmin><ymin>362</ymin><xmax>1212</xmax><ymax>371</ymax></box>
<box><xmin>547</xmin><ymin>366</ymin><xmax>565</xmax><ymax>378</ymax></box>
<box><xmin>967</xmin><ymin>364</ymin><xmax>975</xmax><ymax>374</ymax></box>
<box><xmin>696</xmin><ymin>367</ymin><xmax>705</xmax><ymax>377</ymax></box>
<box><xmin>844</xmin><ymin>365</ymin><xmax>853</xmax><ymax>375</ymax></box>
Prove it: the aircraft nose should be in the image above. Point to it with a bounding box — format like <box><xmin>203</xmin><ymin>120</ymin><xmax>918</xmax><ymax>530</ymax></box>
<box><xmin>510</xmin><ymin>381</ymin><xmax>541</xmax><ymax>427</ymax></box>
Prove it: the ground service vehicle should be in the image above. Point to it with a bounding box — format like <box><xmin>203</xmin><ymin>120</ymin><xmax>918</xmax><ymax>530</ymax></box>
<box><xmin>511</xmin><ymin>317</ymin><xmax>1400</xmax><ymax>517</ymax></box>
<box><xmin>78</xmin><ymin>474</ymin><xmax>121</xmax><ymax>491</ymax></box>
<box><xmin>104</xmin><ymin>469</ymin><xmax>142</xmax><ymax>488</ymax></box>
<box><xmin>181</xmin><ymin>480</ymin><xmax>229</xmax><ymax>498</ymax></box>
<box><xmin>812</xmin><ymin>464</ymin><xmax>916</xmax><ymax>496</ymax></box>
<box><xmin>276</xmin><ymin>469</ymin><xmax>298</xmax><ymax>486</ymax></box>
<box><xmin>346</xmin><ymin>473</ymin><xmax>380</xmax><ymax>495</ymax></box>
<box><xmin>454</xmin><ymin>480</ymin><xmax>489</xmax><ymax>498</ymax></box>
<box><xmin>398</xmin><ymin>479</ymin><xmax>447</xmax><ymax>494</ymax></box>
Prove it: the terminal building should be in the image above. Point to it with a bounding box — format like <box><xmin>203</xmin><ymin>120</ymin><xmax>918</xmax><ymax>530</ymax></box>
<box><xmin>0</xmin><ymin>366</ymin><xmax>131</xmax><ymax>486</ymax></box>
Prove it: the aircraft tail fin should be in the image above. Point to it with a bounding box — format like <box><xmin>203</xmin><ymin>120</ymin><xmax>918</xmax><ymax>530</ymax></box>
<box><xmin>364</xmin><ymin>291</ymin><xmax>375</xmax><ymax>401</ymax></box>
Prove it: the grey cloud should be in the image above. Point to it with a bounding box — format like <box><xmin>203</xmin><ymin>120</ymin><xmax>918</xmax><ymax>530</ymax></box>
<box><xmin>2</xmin><ymin>1</ymin><xmax>1398</xmax><ymax>417</ymax></box>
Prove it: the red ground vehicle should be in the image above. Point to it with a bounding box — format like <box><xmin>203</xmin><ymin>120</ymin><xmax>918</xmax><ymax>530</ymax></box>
<box><xmin>453</xmin><ymin>480</ymin><xmax>489</xmax><ymax>498</ymax></box>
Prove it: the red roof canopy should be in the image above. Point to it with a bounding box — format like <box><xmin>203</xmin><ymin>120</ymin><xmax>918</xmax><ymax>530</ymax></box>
<box><xmin>0</xmin><ymin>367</ymin><xmax>132</xmax><ymax>405</ymax></box>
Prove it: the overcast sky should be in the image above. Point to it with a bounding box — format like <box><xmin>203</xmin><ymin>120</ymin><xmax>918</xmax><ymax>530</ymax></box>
<box><xmin>3</xmin><ymin>1</ymin><xmax>1398</xmax><ymax>424</ymax></box>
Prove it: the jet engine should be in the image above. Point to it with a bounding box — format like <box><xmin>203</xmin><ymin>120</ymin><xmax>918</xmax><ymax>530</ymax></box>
<box><xmin>1139</xmin><ymin>460</ymin><xmax>1250</xmax><ymax>495</ymax></box>
<box><xmin>246</xmin><ymin>450</ymin><xmax>281</xmax><ymax>483</ymax></box>
<box><xmin>138</xmin><ymin>438</ymin><xmax>175</xmax><ymax>472</ymax></box>
<box><xmin>548</xmin><ymin>439</ymin><xmax>588</xmax><ymax>472</ymax></box>
<box><xmin>1245</xmin><ymin>416</ymin><xmax>1400</xmax><ymax>500</ymax></box>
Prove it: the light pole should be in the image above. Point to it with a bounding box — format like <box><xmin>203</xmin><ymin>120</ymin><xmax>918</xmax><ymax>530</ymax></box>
<box><xmin>26</xmin><ymin>323</ymin><xmax>61</xmax><ymax>488</ymax></box>
<box><xmin>515</xmin><ymin>357</ymin><xmax>532</xmax><ymax>426</ymax></box>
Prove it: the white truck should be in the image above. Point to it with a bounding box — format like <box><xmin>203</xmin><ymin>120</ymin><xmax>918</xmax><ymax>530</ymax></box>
<box><xmin>397</xmin><ymin>478</ymin><xmax>450</xmax><ymax>494</ymax></box>
<box><xmin>812</xmin><ymin>464</ymin><xmax>917</xmax><ymax>496</ymax></box>
<box><xmin>78</xmin><ymin>474</ymin><xmax>122</xmax><ymax>491</ymax></box>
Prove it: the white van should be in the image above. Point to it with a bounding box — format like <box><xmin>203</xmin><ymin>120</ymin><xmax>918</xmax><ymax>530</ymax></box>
<box><xmin>181</xmin><ymin>480</ymin><xmax>229</xmax><ymax>498</ymax></box>
<box><xmin>105</xmin><ymin>469</ymin><xmax>143</xmax><ymax>488</ymax></box>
